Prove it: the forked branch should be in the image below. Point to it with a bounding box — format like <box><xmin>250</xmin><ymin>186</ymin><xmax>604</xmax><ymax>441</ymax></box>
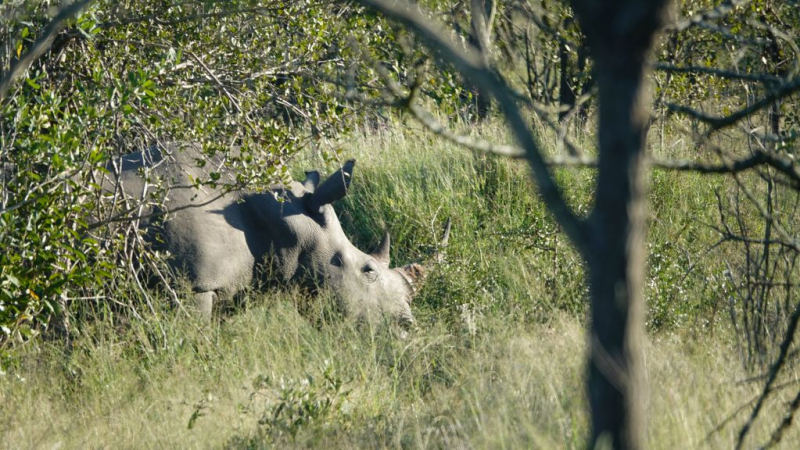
<box><xmin>0</xmin><ymin>0</ymin><xmax>95</xmax><ymax>101</ymax></box>
<box><xmin>667</xmin><ymin>75</ymin><xmax>800</xmax><ymax>133</ymax></box>
<box><xmin>354</xmin><ymin>0</ymin><xmax>589</xmax><ymax>251</ymax></box>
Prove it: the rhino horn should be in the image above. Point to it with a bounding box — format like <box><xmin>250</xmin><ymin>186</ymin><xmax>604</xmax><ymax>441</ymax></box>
<box><xmin>373</xmin><ymin>231</ymin><xmax>391</xmax><ymax>266</ymax></box>
<box><xmin>302</xmin><ymin>170</ymin><xmax>320</xmax><ymax>193</ymax></box>
<box><xmin>434</xmin><ymin>218</ymin><xmax>451</xmax><ymax>264</ymax></box>
<box><xmin>307</xmin><ymin>159</ymin><xmax>355</xmax><ymax>213</ymax></box>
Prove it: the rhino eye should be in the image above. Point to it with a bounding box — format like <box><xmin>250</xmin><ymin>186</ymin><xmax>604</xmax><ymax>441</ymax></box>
<box><xmin>362</xmin><ymin>262</ymin><xmax>379</xmax><ymax>283</ymax></box>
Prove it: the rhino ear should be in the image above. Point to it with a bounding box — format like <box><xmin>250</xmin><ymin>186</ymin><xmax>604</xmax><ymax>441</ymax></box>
<box><xmin>372</xmin><ymin>231</ymin><xmax>391</xmax><ymax>266</ymax></box>
<box><xmin>397</xmin><ymin>263</ymin><xmax>426</xmax><ymax>295</ymax></box>
<box><xmin>302</xmin><ymin>171</ymin><xmax>320</xmax><ymax>193</ymax></box>
<box><xmin>307</xmin><ymin>160</ymin><xmax>355</xmax><ymax>213</ymax></box>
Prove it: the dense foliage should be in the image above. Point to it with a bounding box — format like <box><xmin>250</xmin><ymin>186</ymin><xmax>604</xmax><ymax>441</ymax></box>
<box><xmin>0</xmin><ymin>0</ymin><xmax>403</xmax><ymax>342</ymax></box>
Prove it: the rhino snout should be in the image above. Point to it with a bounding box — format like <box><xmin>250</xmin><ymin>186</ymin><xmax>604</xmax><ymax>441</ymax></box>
<box><xmin>398</xmin><ymin>314</ymin><xmax>414</xmax><ymax>329</ymax></box>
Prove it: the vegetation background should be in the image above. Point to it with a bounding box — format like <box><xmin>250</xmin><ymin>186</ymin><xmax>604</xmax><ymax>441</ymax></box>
<box><xmin>2</xmin><ymin>0</ymin><xmax>800</xmax><ymax>448</ymax></box>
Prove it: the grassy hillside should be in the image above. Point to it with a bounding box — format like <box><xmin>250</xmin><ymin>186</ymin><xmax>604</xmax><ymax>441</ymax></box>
<box><xmin>1</xmin><ymin>121</ymin><xmax>797</xmax><ymax>448</ymax></box>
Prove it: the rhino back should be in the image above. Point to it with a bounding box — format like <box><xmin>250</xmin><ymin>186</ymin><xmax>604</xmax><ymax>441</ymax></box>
<box><xmin>112</xmin><ymin>144</ymin><xmax>263</xmax><ymax>295</ymax></box>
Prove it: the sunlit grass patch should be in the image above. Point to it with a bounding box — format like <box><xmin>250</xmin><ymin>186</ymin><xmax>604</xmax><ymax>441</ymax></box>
<box><xmin>1</xmin><ymin>120</ymin><xmax>796</xmax><ymax>449</ymax></box>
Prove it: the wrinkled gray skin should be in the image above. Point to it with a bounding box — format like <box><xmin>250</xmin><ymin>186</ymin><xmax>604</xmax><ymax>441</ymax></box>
<box><xmin>105</xmin><ymin>143</ymin><xmax>421</xmax><ymax>326</ymax></box>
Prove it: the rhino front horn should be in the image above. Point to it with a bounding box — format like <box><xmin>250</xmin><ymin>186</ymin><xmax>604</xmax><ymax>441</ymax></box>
<box><xmin>373</xmin><ymin>231</ymin><xmax>391</xmax><ymax>266</ymax></box>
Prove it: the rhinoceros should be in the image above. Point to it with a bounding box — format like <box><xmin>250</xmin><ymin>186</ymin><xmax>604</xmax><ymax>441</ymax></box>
<box><xmin>103</xmin><ymin>143</ymin><xmax>441</xmax><ymax>327</ymax></box>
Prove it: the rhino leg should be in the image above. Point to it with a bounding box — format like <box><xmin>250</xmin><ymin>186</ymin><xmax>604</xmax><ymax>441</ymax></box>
<box><xmin>192</xmin><ymin>291</ymin><xmax>217</xmax><ymax>320</ymax></box>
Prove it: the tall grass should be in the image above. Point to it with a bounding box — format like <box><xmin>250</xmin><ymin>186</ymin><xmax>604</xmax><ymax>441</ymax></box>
<box><xmin>1</xmin><ymin>121</ymin><xmax>796</xmax><ymax>448</ymax></box>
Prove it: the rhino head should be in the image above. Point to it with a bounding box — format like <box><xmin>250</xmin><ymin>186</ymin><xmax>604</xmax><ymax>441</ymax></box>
<box><xmin>244</xmin><ymin>160</ymin><xmax>439</xmax><ymax>329</ymax></box>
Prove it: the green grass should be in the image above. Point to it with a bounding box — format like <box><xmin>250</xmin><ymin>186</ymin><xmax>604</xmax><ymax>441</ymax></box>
<box><xmin>3</xmin><ymin>303</ymin><xmax>797</xmax><ymax>448</ymax></box>
<box><xmin>1</xmin><ymin>120</ymin><xmax>798</xmax><ymax>448</ymax></box>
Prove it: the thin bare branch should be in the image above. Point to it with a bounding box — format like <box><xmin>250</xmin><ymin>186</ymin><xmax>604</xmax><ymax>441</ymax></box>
<box><xmin>354</xmin><ymin>0</ymin><xmax>589</xmax><ymax>251</ymax></box>
<box><xmin>653</xmin><ymin>63</ymin><xmax>781</xmax><ymax>83</ymax></box>
<box><xmin>758</xmin><ymin>387</ymin><xmax>800</xmax><ymax>449</ymax></box>
<box><xmin>377</xmin><ymin>100</ymin><xmax>799</xmax><ymax>178</ymax></box>
<box><xmin>85</xmin><ymin>181</ymin><xmax>246</xmax><ymax>231</ymax></box>
<box><xmin>705</xmin><ymin>379</ymin><xmax>800</xmax><ymax>443</ymax></box>
<box><xmin>0</xmin><ymin>0</ymin><xmax>95</xmax><ymax>101</ymax></box>
<box><xmin>667</xmin><ymin>75</ymin><xmax>800</xmax><ymax>132</ymax></box>
<box><xmin>745</xmin><ymin>18</ymin><xmax>800</xmax><ymax>78</ymax></box>
<box><xmin>408</xmin><ymin>103</ymin><xmax>525</xmax><ymax>158</ymax></box>
<box><xmin>666</xmin><ymin>0</ymin><xmax>751</xmax><ymax>33</ymax></box>
<box><xmin>184</xmin><ymin>51</ymin><xmax>242</xmax><ymax>114</ymax></box>
<box><xmin>737</xmin><ymin>298</ymin><xmax>800</xmax><ymax>449</ymax></box>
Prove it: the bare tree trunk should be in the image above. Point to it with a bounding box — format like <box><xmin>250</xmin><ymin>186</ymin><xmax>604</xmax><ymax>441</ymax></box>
<box><xmin>556</xmin><ymin>31</ymin><xmax>591</xmax><ymax>124</ymax></box>
<box><xmin>469</xmin><ymin>0</ymin><xmax>495</xmax><ymax>119</ymax></box>
<box><xmin>558</xmin><ymin>18</ymin><xmax>576</xmax><ymax>122</ymax></box>
<box><xmin>585</xmin><ymin>65</ymin><xmax>648</xmax><ymax>449</ymax></box>
<box><xmin>572</xmin><ymin>1</ymin><xmax>670</xmax><ymax>448</ymax></box>
<box><xmin>575</xmin><ymin>39</ymin><xmax>591</xmax><ymax>124</ymax></box>
<box><xmin>558</xmin><ymin>40</ymin><xmax>576</xmax><ymax>122</ymax></box>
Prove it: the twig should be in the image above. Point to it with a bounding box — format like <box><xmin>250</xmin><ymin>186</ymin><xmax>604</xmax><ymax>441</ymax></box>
<box><xmin>0</xmin><ymin>0</ymin><xmax>95</xmax><ymax>101</ymax></box>
<box><xmin>705</xmin><ymin>379</ymin><xmax>800</xmax><ymax>443</ymax></box>
<box><xmin>354</xmin><ymin>0</ymin><xmax>590</xmax><ymax>253</ymax></box>
<box><xmin>736</xmin><ymin>294</ymin><xmax>800</xmax><ymax>449</ymax></box>
<box><xmin>666</xmin><ymin>75</ymin><xmax>800</xmax><ymax>132</ymax></box>
<box><xmin>184</xmin><ymin>51</ymin><xmax>242</xmax><ymax>114</ymax></box>
<box><xmin>758</xmin><ymin>383</ymin><xmax>800</xmax><ymax>449</ymax></box>
<box><xmin>360</xmin><ymin>93</ymin><xmax>798</xmax><ymax>178</ymax></box>
<box><xmin>666</xmin><ymin>0</ymin><xmax>751</xmax><ymax>33</ymax></box>
<box><xmin>653</xmin><ymin>63</ymin><xmax>781</xmax><ymax>83</ymax></box>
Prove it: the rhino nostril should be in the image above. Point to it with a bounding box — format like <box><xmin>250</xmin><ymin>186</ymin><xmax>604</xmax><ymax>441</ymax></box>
<box><xmin>399</xmin><ymin>316</ymin><xmax>414</xmax><ymax>330</ymax></box>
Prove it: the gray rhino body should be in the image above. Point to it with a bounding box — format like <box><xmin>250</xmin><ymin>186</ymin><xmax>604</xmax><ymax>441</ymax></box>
<box><xmin>107</xmin><ymin>143</ymin><xmax>421</xmax><ymax>325</ymax></box>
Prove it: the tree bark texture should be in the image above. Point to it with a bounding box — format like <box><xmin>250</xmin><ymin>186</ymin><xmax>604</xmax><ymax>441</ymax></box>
<box><xmin>571</xmin><ymin>1</ymin><xmax>671</xmax><ymax>448</ymax></box>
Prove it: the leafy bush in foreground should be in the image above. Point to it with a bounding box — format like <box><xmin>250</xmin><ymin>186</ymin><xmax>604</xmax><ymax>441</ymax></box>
<box><xmin>0</xmin><ymin>0</ymin><xmax>400</xmax><ymax>342</ymax></box>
